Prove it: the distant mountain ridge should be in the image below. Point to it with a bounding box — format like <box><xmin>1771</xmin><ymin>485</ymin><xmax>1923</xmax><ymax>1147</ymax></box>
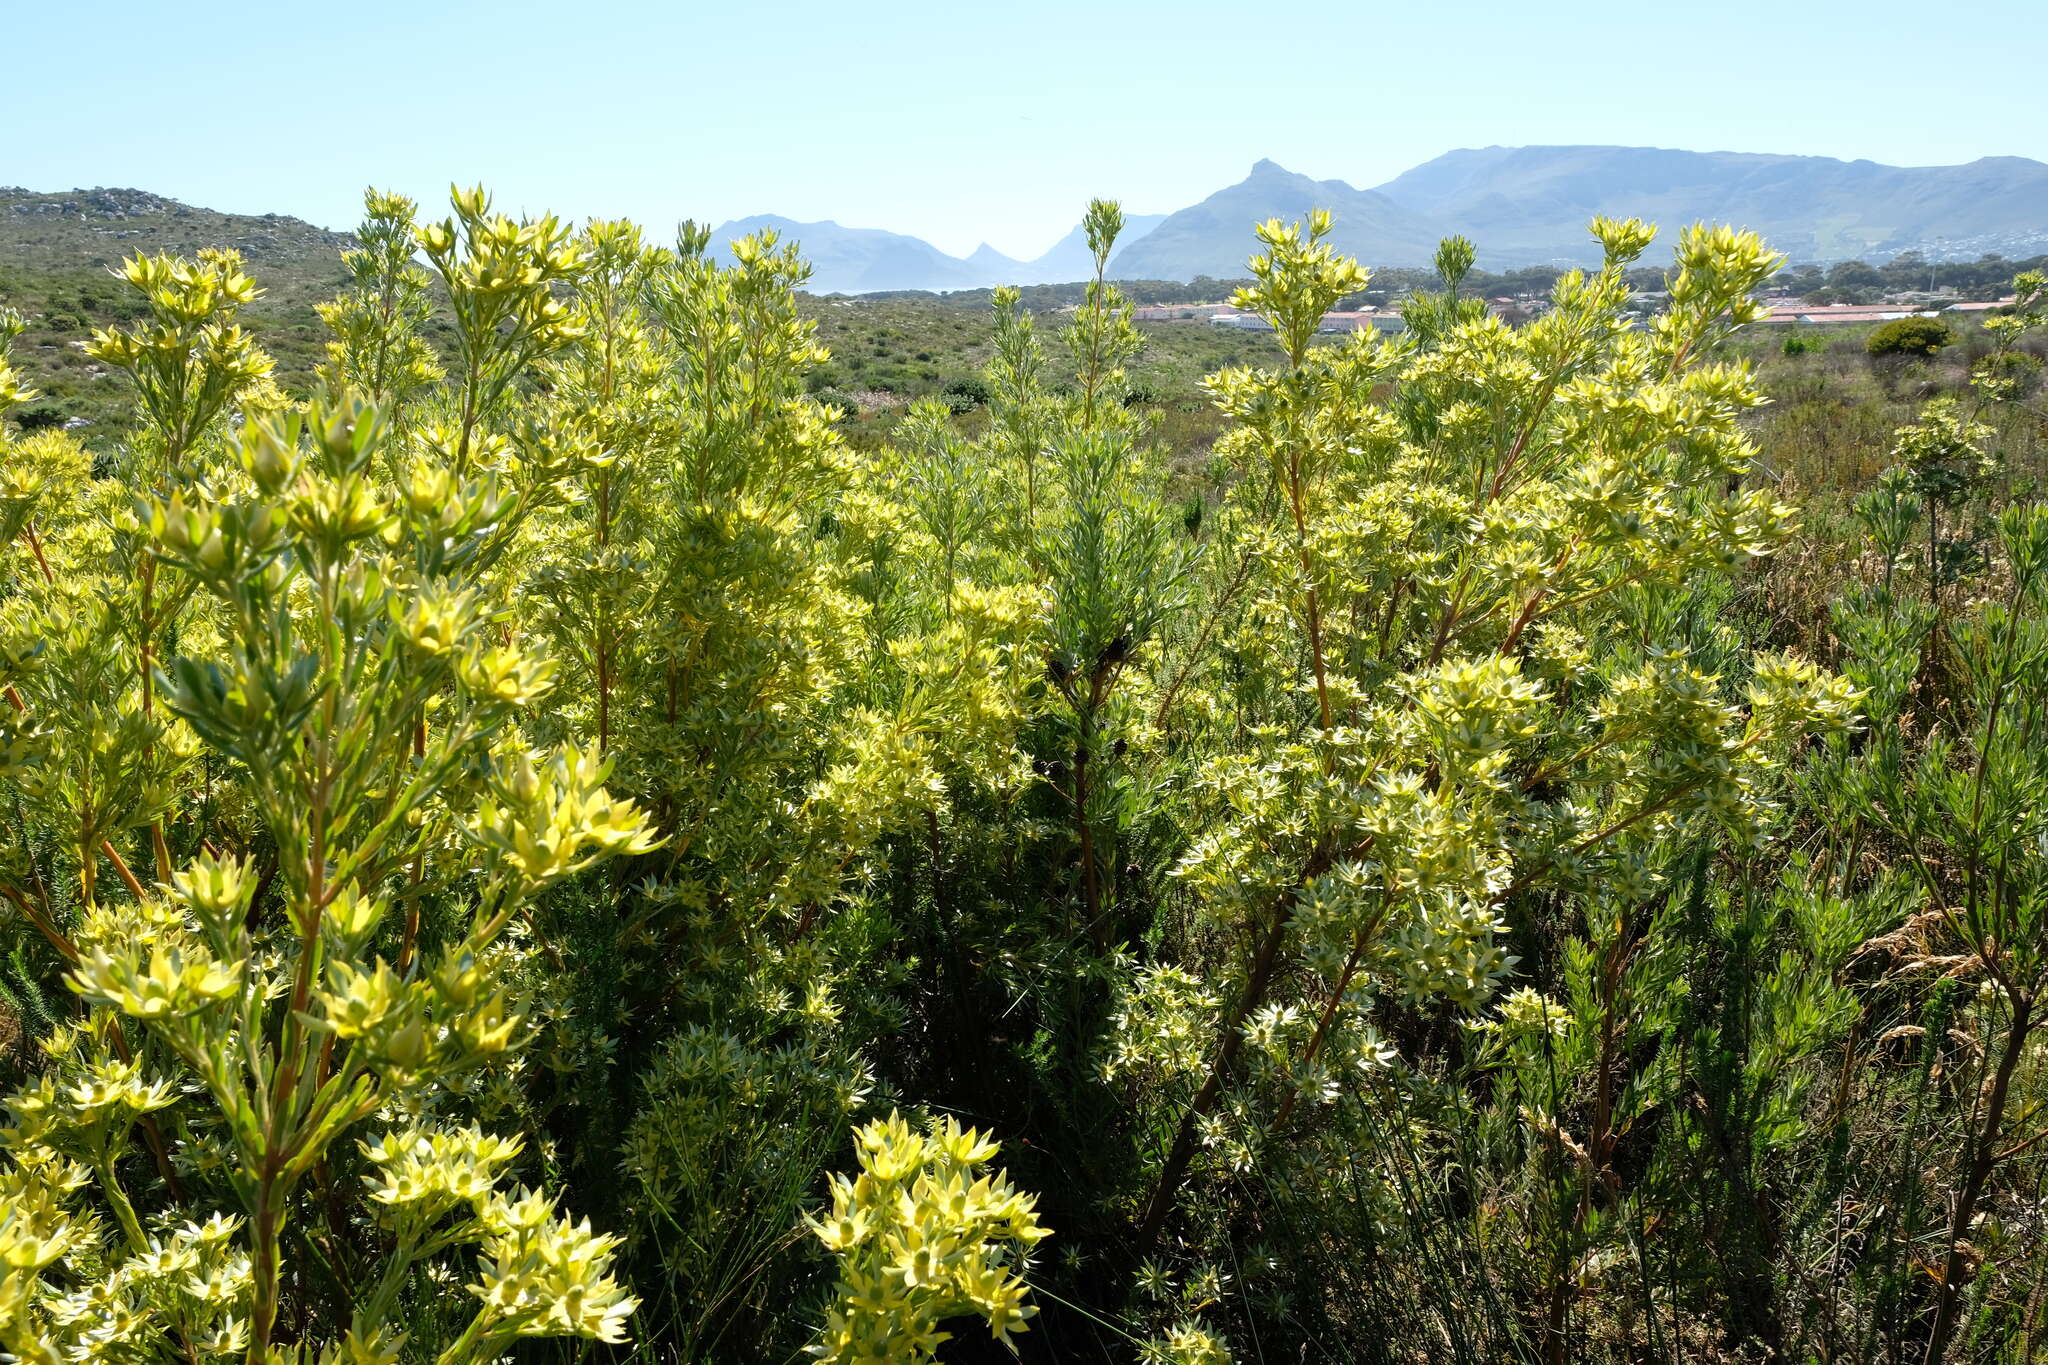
<box><xmin>1371</xmin><ymin>145</ymin><xmax>2048</xmax><ymax>265</ymax></box>
<box><xmin>709</xmin><ymin>214</ymin><xmax>987</xmax><ymax>294</ymax></box>
<box><xmin>12</xmin><ymin>145</ymin><xmax>2048</xmax><ymax>298</ymax></box>
<box><xmin>1108</xmin><ymin>159</ymin><xmax>1446</xmax><ymax>282</ymax></box>
<box><xmin>708</xmin><ymin>211</ymin><xmax>1168</xmax><ymax>295</ymax></box>
<box><xmin>1017</xmin><ymin>214</ymin><xmax>1169</xmax><ymax>285</ymax></box>
<box><xmin>714</xmin><ymin>146</ymin><xmax>2048</xmax><ymax>291</ymax></box>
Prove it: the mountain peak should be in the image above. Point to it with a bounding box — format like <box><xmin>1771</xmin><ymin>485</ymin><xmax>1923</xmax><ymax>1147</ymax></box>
<box><xmin>966</xmin><ymin>242</ymin><xmax>1024</xmax><ymax>268</ymax></box>
<box><xmin>1110</xmin><ymin>163</ymin><xmax>1447</xmax><ymax>282</ymax></box>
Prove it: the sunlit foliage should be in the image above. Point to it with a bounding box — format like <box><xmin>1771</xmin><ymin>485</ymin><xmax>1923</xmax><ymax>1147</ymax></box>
<box><xmin>1</xmin><ymin>184</ymin><xmax>2045</xmax><ymax>1365</ymax></box>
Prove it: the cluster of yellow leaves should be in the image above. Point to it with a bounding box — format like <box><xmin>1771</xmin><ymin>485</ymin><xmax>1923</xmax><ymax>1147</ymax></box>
<box><xmin>808</xmin><ymin>1112</ymin><xmax>1050</xmax><ymax>1364</ymax></box>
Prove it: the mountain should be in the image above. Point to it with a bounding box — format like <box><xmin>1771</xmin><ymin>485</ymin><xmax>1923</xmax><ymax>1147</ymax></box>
<box><xmin>965</xmin><ymin>242</ymin><xmax>1031</xmax><ymax>282</ymax></box>
<box><xmin>692</xmin><ymin>149</ymin><xmax>2048</xmax><ymax>290</ymax></box>
<box><xmin>1108</xmin><ymin>160</ymin><xmax>1450</xmax><ymax>280</ymax></box>
<box><xmin>712</xmin><ymin>150</ymin><xmax>2048</xmax><ymax>286</ymax></box>
<box><xmin>710</xmin><ymin>212</ymin><xmax>1168</xmax><ymax>293</ymax></box>
<box><xmin>1373</xmin><ymin>146</ymin><xmax>2048</xmax><ymax>264</ymax></box>
<box><xmin>708</xmin><ymin>214</ymin><xmax>992</xmax><ymax>294</ymax></box>
<box><xmin>1023</xmin><ymin>214</ymin><xmax>1168</xmax><ymax>284</ymax></box>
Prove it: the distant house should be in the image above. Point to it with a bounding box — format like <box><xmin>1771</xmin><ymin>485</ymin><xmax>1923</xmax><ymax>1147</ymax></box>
<box><xmin>1761</xmin><ymin>303</ymin><xmax>1936</xmax><ymax>326</ymax></box>
<box><xmin>1945</xmin><ymin>296</ymin><xmax>2020</xmax><ymax>313</ymax></box>
<box><xmin>1207</xmin><ymin>310</ymin><xmax>1407</xmax><ymax>335</ymax></box>
<box><xmin>1133</xmin><ymin>303</ymin><xmax>1237</xmax><ymax>322</ymax></box>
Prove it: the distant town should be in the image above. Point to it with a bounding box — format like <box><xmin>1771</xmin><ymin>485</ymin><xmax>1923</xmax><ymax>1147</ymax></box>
<box><xmin>1131</xmin><ymin>290</ymin><xmax>2024</xmax><ymax>336</ymax></box>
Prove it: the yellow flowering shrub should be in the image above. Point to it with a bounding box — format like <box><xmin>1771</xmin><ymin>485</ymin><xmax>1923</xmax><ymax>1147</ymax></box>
<box><xmin>808</xmin><ymin>1112</ymin><xmax>1049</xmax><ymax>1364</ymax></box>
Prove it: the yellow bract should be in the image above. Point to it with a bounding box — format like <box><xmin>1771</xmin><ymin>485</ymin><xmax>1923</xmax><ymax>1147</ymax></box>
<box><xmin>808</xmin><ymin>1112</ymin><xmax>1049</xmax><ymax>1364</ymax></box>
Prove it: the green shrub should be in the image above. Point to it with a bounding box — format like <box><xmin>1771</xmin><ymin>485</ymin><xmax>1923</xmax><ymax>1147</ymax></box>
<box><xmin>941</xmin><ymin>373</ymin><xmax>991</xmax><ymax>411</ymax></box>
<box><xmin>1866</xmin><ymin>315</ymin><xmax>1956</xmax><ymax>356</ymax></box>
<box><xmin>11</xmin><ymin>405</ymin><xmax>65</xmax><ymax>431</ymax></box>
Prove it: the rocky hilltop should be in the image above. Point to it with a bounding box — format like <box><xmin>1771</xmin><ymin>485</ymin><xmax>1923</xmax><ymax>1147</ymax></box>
<box><xmin>2</xmin><ymin>186</ymin><xmax>354</xmax><ymax>305</ymax></box>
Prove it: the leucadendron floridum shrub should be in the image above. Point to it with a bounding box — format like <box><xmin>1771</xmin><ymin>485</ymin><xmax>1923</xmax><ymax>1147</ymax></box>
<box><xmin>6</xmin><ymin>182</ymin><xmax>2045</xmax><ymax>1365</ymax></box>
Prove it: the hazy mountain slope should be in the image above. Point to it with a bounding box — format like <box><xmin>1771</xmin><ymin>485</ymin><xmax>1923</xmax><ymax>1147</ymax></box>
<box><xmin>709</xmin><ymin>214</ymin><xmax>990</xmax><ymax>294</ymax></box>
<box><xmin>1025</xmin><ymin>213</ymin><xmax>1167</xmax><ymax>283</ymax></box>
<box><xmin>712</xmin><ymin>211</ymin><xmax>1169</xmax><ymax>292</ymax></box>
<box><xmin>964</xmin><ymin>242</ymin><xmax>1032</xmax><ymax>284</ymax></box>
<box><xmin>1109</xmin><ymin>161</ymin><xmax>1449</xmax><ymax>279</ymax></box>
<box><xmin>1374</xmin><ymin>146</ymin><xmax>2048</xmax><ymax>262</ymax></box>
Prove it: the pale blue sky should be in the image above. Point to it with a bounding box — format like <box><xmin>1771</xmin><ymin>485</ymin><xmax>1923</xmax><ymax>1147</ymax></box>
<box><xmin>12</xmin><ymin>0</ymin><xmax>2044</xmax><ymax>259</ymax></box>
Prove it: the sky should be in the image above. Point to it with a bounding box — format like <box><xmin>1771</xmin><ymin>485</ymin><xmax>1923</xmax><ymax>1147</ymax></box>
<box><xmin>11</xmin><ymin>0</ymin><xmax>2046</xmax><ymax>261</ymax></box>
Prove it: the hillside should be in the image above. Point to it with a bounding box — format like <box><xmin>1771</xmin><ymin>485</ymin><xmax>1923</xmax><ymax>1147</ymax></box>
<box><xmin>0</xmin><ymin>187</ymin><xmax>357</xmax><ymax>431</ymax></box>
<box><xmin>1374</xmin><ymin>146</ymin><xmax>2048</xmax><ymax>263</ymax></box>
<box><xmin>0</xmin><ymin>186</ymin><xmax>354</xmax><ymax>304</ymax></box>
<box><xmin>0</xmin><ymin>187</ymin><xmax>1244</xmax><ymax>437</ymax></box>
<box><xmin>1110</xmin><ymin>159</ymin><xmax>1449</xmax><ymax>278</ymax></box>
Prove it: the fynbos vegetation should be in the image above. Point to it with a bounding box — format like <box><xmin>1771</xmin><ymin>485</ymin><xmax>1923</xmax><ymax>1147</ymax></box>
<box><xmin>1</xmin><ymin>184</ymin><xmax>2045</xmax><ymax>1365</ymax></box>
